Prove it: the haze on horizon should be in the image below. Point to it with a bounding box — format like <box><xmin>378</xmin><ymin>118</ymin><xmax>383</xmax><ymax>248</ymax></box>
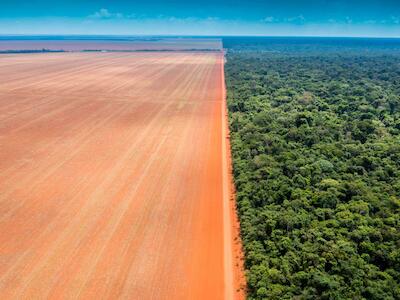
<box><xmin>1</xmin><ymin>0</ymin><xmax>400</xmax><ymax>37</ymax></box>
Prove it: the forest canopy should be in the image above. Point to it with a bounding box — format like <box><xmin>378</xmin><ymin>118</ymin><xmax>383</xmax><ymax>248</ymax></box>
<box><xmin>224</xmin><ymin>39</ymin><xmax>400</xmax><ymax>299</ymax></box>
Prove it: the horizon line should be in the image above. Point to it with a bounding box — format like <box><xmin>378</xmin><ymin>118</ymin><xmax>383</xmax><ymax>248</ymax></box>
<box><xmin>1</xmin><ymin>34</ymin><xmax>400</xmax><ymax>39</ymax></box>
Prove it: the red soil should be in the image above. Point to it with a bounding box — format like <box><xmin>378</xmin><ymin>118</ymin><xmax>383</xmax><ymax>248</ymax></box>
<box><xmin>0</xmin><ymin>51</ymin><xmax>243</xmax><ymax>299</ymax></box>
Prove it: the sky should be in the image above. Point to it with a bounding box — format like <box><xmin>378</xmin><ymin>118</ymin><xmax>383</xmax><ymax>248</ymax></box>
<box><xmin>1</xmin><ymin>0</ymin><xmax>400</xmax><ymax>37</ymax></box>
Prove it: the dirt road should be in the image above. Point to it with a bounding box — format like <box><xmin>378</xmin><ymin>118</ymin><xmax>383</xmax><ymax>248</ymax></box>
<box><xmin>0</xmin><ymin>51</ymin><xmax>241</xmax><ymax>299</ymax></box>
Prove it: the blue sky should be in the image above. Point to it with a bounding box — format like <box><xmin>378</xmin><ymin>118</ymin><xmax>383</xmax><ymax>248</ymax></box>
<box><xmin>1</xmin><ymin>0</ymin><xmax>400</xmax><ymax>37</ymax></box>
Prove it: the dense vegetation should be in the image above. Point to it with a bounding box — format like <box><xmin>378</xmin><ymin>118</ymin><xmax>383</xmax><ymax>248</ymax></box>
<box><xmin>223</xmin><ymin>36</ymin><xmax>400</xmax><ymax>54</ymax></box>
<box><xmin>225</xmin><ymin>41</ymin><xmax>400</xmax><ymax>299</ymax></box>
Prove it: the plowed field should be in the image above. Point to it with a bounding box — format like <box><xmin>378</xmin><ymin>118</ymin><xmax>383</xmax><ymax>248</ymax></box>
<box><xmin>0</xmin><ymin>52</ymin><xmax>240</xmax><ymax>299</ymax></box>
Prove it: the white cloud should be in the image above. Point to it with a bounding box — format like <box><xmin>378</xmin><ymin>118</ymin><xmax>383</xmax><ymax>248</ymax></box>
<box><xmin>205</xmin><ymin>17</ymin><xmax>220</xmax><ymax>22</ymax></box>
<box><xmin>164</xmin><ymin>16</ymin><xmax>219</xmax><ymax>24</ymax></box>
<box><xmin>167</xmin><ymin>16</ymin><xmax>197</xmax><ymax>23</ymax></box>
<box><xmin>391</xmin><ymin>16</ymin><xmax>400</xmax><ymax>24</ymax></box>
<box><xmin>345</xmin><ymin>17</ymin><xmax>353</xmax><ymax>24</ymax></box>
<box><xmin>126</xmin><ymin>13</ymin><xmax>137</xmax><ymax>19</ymax></box>
<box><xmin>88</xmin><ymin>8</ymin><xmax>123</xmax><ymax>19</ymax></box>
<box><xmin>285</xmin><ymin>15</ymin><xmax>306</xmax><ymax>24</ymax></box>
<box><xmin>262</xmin><ymin>16</ymin><xmax>276</xmax><ymax>23</ymax></box>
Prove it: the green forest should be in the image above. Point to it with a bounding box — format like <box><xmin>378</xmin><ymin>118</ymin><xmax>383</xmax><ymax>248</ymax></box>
<box><xmin>225</xmin><ymin>39</ymin><xmax>400</xmax><ymax>299</ymax></box>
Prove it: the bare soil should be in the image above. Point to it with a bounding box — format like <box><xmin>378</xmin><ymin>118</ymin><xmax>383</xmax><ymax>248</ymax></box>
<box><xmin>0</xmin><ymin>51</ymin><xmax>243</xmax><ymax>299</ymax></box>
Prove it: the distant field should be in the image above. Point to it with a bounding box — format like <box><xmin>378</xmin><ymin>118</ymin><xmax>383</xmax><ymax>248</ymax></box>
<box><xmin>0</xmin><ymin>51</ymin><xmax>240</xmax><ymax>298</ymax></box>
<box><xmin>0</xmin><ymin>38</ymin><xmax>222</xmax><ymax>52</ymax></box>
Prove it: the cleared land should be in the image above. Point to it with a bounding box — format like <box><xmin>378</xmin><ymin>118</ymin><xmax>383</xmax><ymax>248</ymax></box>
<box><xmin>0</xmin><ymin>38</ymin><xmax>222</xmax><ymax>52</ymax></box>
<box><xmin>0</xmin><ymin>51</ymin><xmax>239</xmax><ymax>299</ymax></box>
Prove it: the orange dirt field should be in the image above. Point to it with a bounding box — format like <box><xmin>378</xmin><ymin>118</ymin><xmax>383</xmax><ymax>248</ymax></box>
<box><xmin>0</xmin><ymin>51</ymin><xmax>243</xmax><ymax>299</ymax></box>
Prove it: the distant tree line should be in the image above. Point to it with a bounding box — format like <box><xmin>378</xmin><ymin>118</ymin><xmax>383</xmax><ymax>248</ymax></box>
<box><xmin>225</xmin><ymin>48</ymin><xmax>400</xmax><ymax>299</ymax></box>
<box><xmin>0</xmin><ymin>49</ymin><xmax>65</xmax><ymax>54</ymax></box>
